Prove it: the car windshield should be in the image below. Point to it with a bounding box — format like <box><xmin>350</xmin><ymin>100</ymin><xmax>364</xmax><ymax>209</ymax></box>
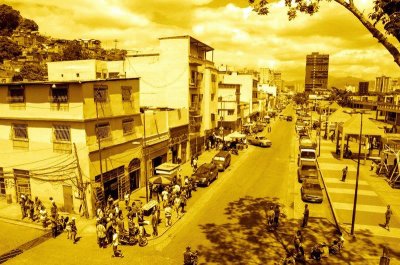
<box><xmin>258</xmin><ymin>136</ymin><xmax>266</xmax><ymax>140</ymax></box>
<box><xmin>301</xmin><ymin>151</ymin><xmax>316</xmax><ymax>159</ymax></box>
<box><xmin>305</xmin><ymin>183</ymin><xmax>321</xmax><ymax>190</ymax></box>
<box><xmin>213</xmin><ymin>157</ymin><xmax>225</xmax><ymax>161</ymax></box>
<box><xmin>302</xmin><ymin>165</ymin><xmax>317</xmax><ymax>171</ymax></box>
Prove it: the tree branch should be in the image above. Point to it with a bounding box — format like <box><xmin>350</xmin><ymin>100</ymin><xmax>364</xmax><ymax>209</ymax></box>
<box><xmin>334</xmin><ymin>0</ymin><xmax>400</xmax><ymax>67</ymax></box>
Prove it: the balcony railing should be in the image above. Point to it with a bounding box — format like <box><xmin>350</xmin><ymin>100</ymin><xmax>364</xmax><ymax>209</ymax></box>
<box><xmin>378</xmin><ymin>102</ymin><xmax>400</xmax><ymax>112</ymax></box>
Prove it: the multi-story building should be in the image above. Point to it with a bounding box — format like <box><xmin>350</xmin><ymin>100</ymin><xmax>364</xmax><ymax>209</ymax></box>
<box><xmin>0</xmin><ymin>78</ymin><xmax>142</xmax><ymax>216</ymax></box>
<box><xmin>358</xmin><ymin>82</ymin><xmax>369</xmax><ymax>95</ymax></box>
<box><xmin>305</xmin><ymin>52</ymin><xmax>329</xmax><ymax>93</ymax></box>
<box><xmin>376</xmin><ymin>76</ymin><xmax>392</xmax><ymax>93</ymax></box>
<box><xmin>219</xmin><ymin>70</ymin><xmax>260</xmax><ymax>122</ymax></box>
<box><xmin>124</xmin><ymin>35</ymin><xmax>218</xmax><ymax>157</ymax></box>
<box><xmin>217</xmin><ymin>83</ymin><xmax>241</xmax><ymax>133</ymax></box>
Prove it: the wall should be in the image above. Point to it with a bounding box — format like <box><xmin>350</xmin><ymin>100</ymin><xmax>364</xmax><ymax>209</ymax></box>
<box><xmin>47</xmin><ymin>60</ymin><xmax>107</xmax><ymax>81</ymax></box>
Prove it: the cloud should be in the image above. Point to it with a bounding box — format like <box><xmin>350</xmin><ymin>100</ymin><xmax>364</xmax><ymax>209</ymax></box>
<box><xmin>3</xmin><ymin>0</ymin><xmax>399</xmax><ymax>81</ymax></box>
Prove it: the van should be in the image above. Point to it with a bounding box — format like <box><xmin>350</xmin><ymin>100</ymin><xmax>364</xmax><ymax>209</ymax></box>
<box><xmin>212</xmin><ymin>151</ymin><xmax>231</xmax><ymax>171</ymax></box>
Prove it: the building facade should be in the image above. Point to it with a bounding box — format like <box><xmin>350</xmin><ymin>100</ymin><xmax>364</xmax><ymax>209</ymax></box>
<box><xmin>0</xmin><ymin>78</ymin><xmax>142</xmax><ymax>217</ymax></box>
<box><xmin>305</xmin><ymin>52</ymin><xmax>329</xmax><ymax>93</ymax></box>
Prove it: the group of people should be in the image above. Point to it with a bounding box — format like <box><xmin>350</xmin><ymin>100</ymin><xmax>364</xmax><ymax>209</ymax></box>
<box><xmin>266</xmin><ymin>204</ymin><xmax>281</xmax><ymax>229</ymax></box>
<box><xmin>19</xmin><ymin>194</ymin><xmax>77</xmax><ymax>242</ymax></box>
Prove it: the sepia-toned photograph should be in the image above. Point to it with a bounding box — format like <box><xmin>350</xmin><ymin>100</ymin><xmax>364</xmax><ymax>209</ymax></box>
<box><xmin>0</xmin><ymin>0</ymin><xmax>399</xmax><ymax>264</ymax></box>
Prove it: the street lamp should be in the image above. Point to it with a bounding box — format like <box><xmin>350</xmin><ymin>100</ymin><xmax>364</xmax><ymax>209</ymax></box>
<box><xmin>141</xmin><ymin>107</ymin><xmax>149</xmax><ymax>203</ymax></box>
<box><xmin>350</xmin><ymin>110</ymin><xmax>367</xmax><ymax>235</ymax></box>
<box><xmin>318</xmin><ymin>111</ymin><xmax>322</xmax><ymax>157</ymax></box>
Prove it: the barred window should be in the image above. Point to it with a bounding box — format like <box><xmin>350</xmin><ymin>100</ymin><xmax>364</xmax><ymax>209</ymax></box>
<box><xmin>12</xmin><ymin>124</ymin><xmax>28</xmax><ymax>139</ymax></box>
<box><xmin>50</xmin><ymin>86</ymin><xmax>68</xmax><ymax>103</ymax></box>
<box><xmin>94</xmin><ymin>86</ymin><xmax>108</xmax><ymax>102</ymax></box>
<box><xmin>8</xmin><ymin>86</ymin><xmax>25</xmax><ymax>103</ymax></box>
<box><xmin>53</xmin><ymin>125</ymin><xmax>71</xmax><ymax>142</ymax></box>
<box><xmin>96</xmin><ymin>122</ymin><xmax>111</xmax><ymax>140</ymax></box>
<box><xmin>121</xmin><ymin>86</ymin><xmax>132</xmax><ymax>102</ymax></box>
<box><xmin>122</xmin><ymin>118</ymin><xmax>134</xmax><ymax>135</ymax></box>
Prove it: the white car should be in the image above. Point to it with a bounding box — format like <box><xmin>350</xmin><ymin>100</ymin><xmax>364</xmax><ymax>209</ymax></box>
<box><xmin>247</xmin><ymin>135</ymin><xmax>272</xmax><ymax>147</ymax></box>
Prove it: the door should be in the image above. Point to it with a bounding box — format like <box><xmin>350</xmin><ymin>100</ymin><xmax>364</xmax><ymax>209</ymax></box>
<box><xmin>63</xmin><ymin>185</ymin><xmax>73</xmax><ymax>213</ymax></box>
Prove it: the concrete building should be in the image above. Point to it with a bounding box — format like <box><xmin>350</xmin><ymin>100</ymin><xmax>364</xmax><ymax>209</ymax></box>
<box><xmin>358</xmin><ymin>81</ymin><xmax>369</xmax><ymax>95</ymax></box>
<box><xmin>0</xmin><ymin>78</ymin><xmax>142</xmax><ymax>216</ymax></box>
<box><xmin>48</xmin><ymin>59</ymin><xmax>109</xmax><ymax>81</ymax></box>
<box><xmin>217</xmin><ymin>83</ymin><xmax>241</xmax><ymax>133</ymax></box>
<box><xmin>219</xmin><ymin>70</ymin><xmax>260</xmax><ymax>122</ymax></box>
<box><xmin>305</xmin><ymin>52</ymin><xmax>329</xmax><ymax>93</ymax></box>
<box><xmin>376</xmin><ymin>76</ymin><xmax>392</xmax><ymax>93</ymax></box>
<box><xmin>124</xmin><ymin>35</ymin><xmax>218</xmax><ymax>157</ymax></box>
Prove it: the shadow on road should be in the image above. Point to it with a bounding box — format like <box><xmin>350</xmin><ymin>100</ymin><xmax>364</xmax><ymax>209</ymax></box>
<box><xmin>196</xmin><ymin>195</ymin><xmax>400</xmax><ymax>264</ymax></box>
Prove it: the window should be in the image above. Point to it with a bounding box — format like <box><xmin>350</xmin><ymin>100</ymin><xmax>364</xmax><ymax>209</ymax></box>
<box><xmin>12</xmin><ymin>124</ymin><xmax>28</xmax><ymax>140</ymax></box>
<box><xmin>0</xmin><ymin>168</ymin><xmax>5</xmax><ymax>196</ymax></box>
<box><xmin>76</xmin><ymin>73</ymin><xmax>80</xmax><ymax>78</ymax></box>
<box><xmin>227</xmin><ymin>110</ymin><xmax>234</xmax><ymax>115</ymax></box>
<box><xmin>96</xmin><ymin>72</ymin><xmax>102</xmax><ymax>79</ymax></box>
<box><xmin>121</xmin><ymin>86</ymin><xmax>132</xmax><ymax>102</ymax></box>
<box><xmin>94</xmin><ymin>85</ymin><xmax>108</xmax><ymax>102</ymax></box>
<box><xmin>122</xmin><ymin>118</ymin><xmax>134</xmax><ymax>135</ymax></box>
<box><xmin>8</xmin><ymin>85</ymin><xmax>25</xmax><ymax>103</ymax></box>
<box><xmin>50</xmin><ymin>86</ymin><xmax>68</xmax><ymax>103</ymax></box>
<box><xmin>53</xmin><ymin>125</ymin><xmax>71</xmax><ymax>142</ymax></box>
<box><xmin>211</xmin><ymin>74</ymin><xmax>217</xmax><ymax>82</ymax></box>
<box><xmin>96</xmin><ymin>122</ymin><xmax>111</xmax><ymax>140</ymax></box>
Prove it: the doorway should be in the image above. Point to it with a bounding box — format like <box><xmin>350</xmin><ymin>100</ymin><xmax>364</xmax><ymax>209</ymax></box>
<box><xmin>63</xmin><ymin>185</ymin><xmax>73</xmax><ymax>213</ymax></box>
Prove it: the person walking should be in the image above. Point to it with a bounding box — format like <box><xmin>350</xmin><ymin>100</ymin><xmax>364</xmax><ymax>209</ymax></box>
<box><xmin>70</xmin><ymin>217</ymin><xmax>77</xmax><ymax>244</ymax></box>
<box><xmin>341</xmin><ymin>166</ymin><xmax>348</xmax><ymax>182</ymax></box>
<box><xmin>96</xmin><ymin>220</ymin><xmax>107</xmax><ymax>248</ymax></box>
<box><xmin>111</xmin><ymin>229</ymin><xmax>123</xmax><ymax>258</ymax></box>
<box><xmin>165</xmin><ymin>204</ymin><xmax>172</xmax><ymax>227</ymax></box>
<box><xmin>384</xmin><ymin>205</ymin><xmax>393</xmax><ymax>231</ymax></box>
<box><xmin>274</xmin><ymin>204</ymin><xmax>280</xmax><ymax>227</ymax></box>
<box><xmin>124</xmin><ymin>192</ymin><xmax>130</xmax><ymax>208</ymax></box>
<box><xmin>302</xmin><ymin>204</ymin><xmax>309</xmax><ymax>228</ymax></box>
<box><xmin>151</xmin><ymin>209</ymin><xmax>159</xmax><ymax>237</ymax></box>
<box><xmin>192</xmin><ymin>156</ymin><xmax>198</xmax><ymax>171</ymax></box>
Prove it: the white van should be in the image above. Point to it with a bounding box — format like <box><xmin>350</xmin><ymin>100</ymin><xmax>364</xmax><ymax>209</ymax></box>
<box><xmin>298</xmin><ymin>148</ymin><xmax>317</xmax><ymax>166</ymax></box>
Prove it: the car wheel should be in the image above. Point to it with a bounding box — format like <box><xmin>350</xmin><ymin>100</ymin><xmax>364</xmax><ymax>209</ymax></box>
<box><xmin>206</xmin><ymin>180</ymin><xmax>210</xmax><ymax>187</ymax></box>
<box><xmin>215</xmin><ymin>173</ymin><xmax>218</xmax><ymax>180</ymax></box>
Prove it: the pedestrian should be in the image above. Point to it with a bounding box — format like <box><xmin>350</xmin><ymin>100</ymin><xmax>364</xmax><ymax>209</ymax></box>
<box><xmin>302</xmin><ymin>204</ymin><xmax>309</xmax><ymax>228</ymax></box>
<box><xmin>51</xmin><ymin>201</ymin><xmax>58</xmax><ymax>219</ymax></box>
<box><xmin>70</xmin><ymin>217</ymin><xmax>77</xmax><ymax>243</ymax></box>
<box><xmin>192</xmin><ymin>156</ymin><xmax>198</xmax><ymax>171</ymax></box>
<box><xmin>384</xmin><ymin>205</ymin><xmax>393</xmax><ymax>231</ymax></box>
<box><xmin>111</xmin><ymin>229</ymin><xmax>123</xmax><ymax>258</ymax></box>
<box><xmin>165</xmin><ymin>204</ymin><xmax>172</xmax><ymax>227</ymax></box>
<box><xmin>274</xmin><ymin>204</ymin><xmax>280</xmax><ymax>227</ymax></box>
<box><xmin>138</xmin><ymin>212</ymin><xmax>150</xmax><ymax>237</ymax></box>
<box><xmin>370</xmin><ymin>161</ymin><xmax>376</xmax><ymax>171</ymax></box>
<box><xmin>180</xmin><ymin>193</ymin><xmax>187</xmax><ymax>214</ymax></box>
<box><xmin>124</xmin><ymin>192</ymin><xmax>130</xmax><ymax>208</ymax></box>
<box><xmin>51</xmin><ymin>216</ymin><xmax>58</xmax><ymax>238</ymax></box>
<box><xmin>151</xmin><ymin>209</ymin><xmax>158</xmax><ymax>237</ymax></box>
<box><xmin>341</xmin><ymin>166</ymin><xmax>348</xmax><ymax>182</ymax></box>
<box><xmin>19</xmin><ymin>194</ymin><xmax>26</xmax><ymax>219</ymax></box>
<box><xmin>96</xmin><ymin>219</ymin><xmax>107</xmax><ymax>248</ymax></box>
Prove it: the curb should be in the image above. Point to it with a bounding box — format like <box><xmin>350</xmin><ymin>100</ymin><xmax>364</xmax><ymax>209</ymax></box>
<box><xmin>0</xmin><ymin>216</ymin><xmax>48</xmax><ymax>231</ymax></box>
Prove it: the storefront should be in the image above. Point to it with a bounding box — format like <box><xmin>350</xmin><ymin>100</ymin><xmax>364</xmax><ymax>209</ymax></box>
<box><xmin>169</xmin><ymin>125</ymin><xmax>189</xmax><ymax>164</ymax></box>
<box><xmin>128</xmin><ymin>158</ymin><xmax>140</xmax><ymax>192</ymax></box>
<box><xmin>144</xmin><ymin>140</ymin><xmax>169</xmax><ymax>178</ymax></box>
<box><xmin>190</xmin><ymin>135</ymin><xmax>204</xmax><ymax>157</ymax></box>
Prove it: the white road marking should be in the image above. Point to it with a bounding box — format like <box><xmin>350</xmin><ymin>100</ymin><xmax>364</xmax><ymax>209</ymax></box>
<box><xmin>324</xmin><ymin>178</ymin><xmax>369</xmax><ymax>185</ymax></box>
<box><xmin>333</xmin><ymin>202</ymin><xmax>386</xmax><ymax>213</ymax></box>
<box><xmin>328</xmin><ymin>188</ymin><xmax>377</xmax><ymax>196</ymax></box>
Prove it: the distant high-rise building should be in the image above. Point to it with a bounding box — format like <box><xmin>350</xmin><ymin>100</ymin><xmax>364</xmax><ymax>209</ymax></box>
<box><xmin>358</xmin><ymin>82</ymin><xmax>369</xmax><ymax>95</ymax></box>
<box><xmin>305</xmin><ymin>52</ymin><xmax>329</xmax><ymax>93</ymax></box>
<box><xmin>376</xmin><ymin>76</ymin><xmax>392</xmax><ymax>93</ymax></box>
<box><xmin>259</xmin><ymin>67</ymin><xmax>273</xmax><ymax>85</ymax></box>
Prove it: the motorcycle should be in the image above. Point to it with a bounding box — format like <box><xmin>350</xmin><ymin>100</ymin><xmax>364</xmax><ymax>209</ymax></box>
<box><xmin>119</xmin><ymin>229</ymin><xmax>148</xmax><ymax>247</ymax></box>
<box><xmin>310</xmin><ymin>243</ymin><xmax>324</xmax><ymax>261</ymax></box>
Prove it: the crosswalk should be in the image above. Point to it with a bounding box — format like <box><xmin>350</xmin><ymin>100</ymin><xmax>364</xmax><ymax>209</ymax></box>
<box><xmin>317</xmin><ymin>143</ymin><xmax>400</xmax><ymax>238</ymax></box>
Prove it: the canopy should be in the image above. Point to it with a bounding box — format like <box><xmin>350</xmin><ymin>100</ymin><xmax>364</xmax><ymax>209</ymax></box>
<box><xmin>338</xmin><ymin>115</ymin><xmax>384</xmax><ymax>136</ymax></box>
<box><xmin>227</xmin><ymin>131</ymin><xmax>246</xmax><ymax>139</ymax></box>
<box><xmin>149</xmin><ymin>175</ymin><xmax>172</xmax><ymax>185</ymax></box>
<box><xmin>329</xmin><ymin>107</ymin><xmax>352</xmax><ymax>123</ymax></box>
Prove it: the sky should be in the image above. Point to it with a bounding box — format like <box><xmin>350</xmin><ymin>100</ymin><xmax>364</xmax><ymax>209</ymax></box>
<box><xmin>4</xmin><ymin>0</ymin><xmax>400</xmax><ymax>82</ymax></box>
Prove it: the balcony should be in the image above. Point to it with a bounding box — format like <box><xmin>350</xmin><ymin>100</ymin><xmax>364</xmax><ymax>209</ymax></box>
<box><xmin>378</xmin><ymin>102</ymin><xmax>400</xmax><ymax>112</ymax></box>
<box><xmin>189</xmin><ymin>103</ymin><xmax>201</xmax><ymax>115</ymax></box>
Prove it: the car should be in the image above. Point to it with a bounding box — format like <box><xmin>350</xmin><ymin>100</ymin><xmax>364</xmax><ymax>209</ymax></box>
<box><xmin>286</xmin><ymin>115</ymin><xmax>293</xmax><ymax>121</ymax></box>
<box><xmin>301</xmin><ymin>178</ymin><xmax>323</xmax><ymax>203</ymax></box>
<box><xmin>192</xmin><ymin>163</ymin><xmax>218</xmax><ymax>186</ymax></box>
<box><xmin>297</xmin><ymin>161</ymin><xmax>319</xmax><ymax>182</ymax></box>
<box><xmin>247</xmin><ymin>135</ymin><xmax>272</xmax><ymax>147</ymax></box>
<box><xmin>212</xmin><ymin>151</ymin><xmax>231</xmax><ymax>171</ymax></box>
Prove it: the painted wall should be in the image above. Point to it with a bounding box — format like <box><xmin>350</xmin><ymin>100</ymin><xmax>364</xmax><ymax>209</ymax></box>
<box><xmin>48</xmin><ymin>59</ymin><xmax>107</xmax><ymax>81</ymax></box>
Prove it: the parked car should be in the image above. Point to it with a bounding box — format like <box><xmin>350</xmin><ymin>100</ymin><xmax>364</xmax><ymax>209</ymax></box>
<box><xmin>255</xmin><ymin>122</ymin><xmax>265</xmax><ymax>132</ymax></box>
<box><xmin>301</xmin><ymin>178</ymin><xmax>323</xmax><ymax>203</ymax></box>
<box><xmin>212</xmin><ymin>151</ymin><xmax>231</xmax><ymax>171</ymax></box>
<box><xmin>297</xmin><ymin>161</ymin><xmax>319</xmax><ymax>182</ymax></box>
<box><xmin>247</xmin><ymin>135</ymin><xmax>272</xmax><ymax>147</ymax></box>
<box><xmin>192</xmin><ymin>163</ymin><xmax>218</xmax><ymax>186</ymax></box>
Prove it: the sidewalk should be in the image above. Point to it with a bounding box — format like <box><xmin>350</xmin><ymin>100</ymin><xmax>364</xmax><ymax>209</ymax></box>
<box><xmin>317</xmin><ymin>135</ymin><xmax>400</xmax><ymax>262</ymax></box>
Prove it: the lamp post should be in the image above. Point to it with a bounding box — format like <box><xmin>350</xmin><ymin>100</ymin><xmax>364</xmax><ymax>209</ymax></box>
<box><xmin>318</xmin><ymin>111</ymin><xmax>322</xmax><ymax>157</ymax></box>
<box><xmin>141</xmin><ymin>107</ymin><xmax>149</xmax><ymax>203</ymax></box>
<box><xmin>350</xmin><ymin>110</ymin><xmax>365</xmax><ymax>235</ymax></box>
<box><xmin>95</xmin><ymin>100</ymin><xmax>105</xmax><ymax>204</ymax></box>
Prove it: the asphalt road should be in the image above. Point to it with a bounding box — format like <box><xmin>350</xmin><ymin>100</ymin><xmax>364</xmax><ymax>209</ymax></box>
<box><xmin>4</xmin><ymin>106</ymin><xmax>335</xmax><ymax>265</ymax></box>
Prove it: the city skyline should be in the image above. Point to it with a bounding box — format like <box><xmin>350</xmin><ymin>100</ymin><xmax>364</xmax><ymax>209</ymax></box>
<box><xmin>4</xmin><ymin>0</ymin><xmax>400</xmax><ymax>81</ymax></box>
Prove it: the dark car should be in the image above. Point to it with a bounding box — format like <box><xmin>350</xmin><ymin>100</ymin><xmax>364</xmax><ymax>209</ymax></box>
<box><xmin>212</xmin><ymin>151</ymin><xmax>231</xmax><ymax>171</ymax></box>
<box><xmin>297</xmin><ymin>161</ymin><xmax>319</xmax><ymax>182</ymax></box>
<box><xmin>286</xmin><ymin>115</ymin><xmax>293</xmax><ymax>121</ymax></box>
<box><xmin>301</xmin><ymin>178</ymin><xmax>323</xmax><ymax>203</ymax></box>
<box><xmin>192</xmin><ymin>163</ymin><xmax>218</xmax><ymax>186</ymax></box>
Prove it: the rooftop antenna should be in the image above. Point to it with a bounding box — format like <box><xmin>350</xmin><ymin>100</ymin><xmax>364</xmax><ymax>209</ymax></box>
<box><xmin>114</xmin><ymin>39</ymin><xmax>118</xmax><ymax>50</ymax></box>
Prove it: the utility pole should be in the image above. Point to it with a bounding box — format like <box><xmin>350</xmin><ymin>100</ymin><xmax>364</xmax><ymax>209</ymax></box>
<box><xmin>114</xmin><ymin>39</ymin><xmax>118</xmax><ymax>50</ymax></box>
<box><xmin>143</xmin><ymin>108</ymin><xmax>149</xmax><ymax>202</ymax></box>
<box><xmin>95</xmin><ymin>99</ymin><xmax>105</xmax><ymax>204</ymax></box>
<box><xmin>73</xmin><ymin>143</ymin><xmax>89</xmax><ymax>218</ymax></box>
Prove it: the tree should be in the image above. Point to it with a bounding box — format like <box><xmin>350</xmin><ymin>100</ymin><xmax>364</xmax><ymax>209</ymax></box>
<box><xmin>0</xmin><ymin>4</ymin><xmax>20</xmax><ymax>36</ymax></box>
<box><xmin>19</xmin><ymin>63</ymin><xmax>46</xmax><ymax>81</ymax></box>
<box><xmin>19</xmin><ymin>18</ymin><xmax>39</xmax><ymax>31</ymax></box>
<box><xmin>249</xmin><ymin>0</ymin><xmax>400</xmax><ymax>67</ymax></box>
<box><xmin>327</xmin><ymin>87</ymin><xmax>353</xmax><ymax>106</ymax></box>
<box><xmin>0</xmin><ymin>37</ymin><xmax>22</xmax><ymax>63</ymax></box>
<box><xmin>61</xmin><ymin>41</ymin><xmax>89</xmax><ymax>61</ymax></box>
<box><xmin>293</xmin><ymin>92</ymin><xmax>309</xmax><ymax>105</ymax></box>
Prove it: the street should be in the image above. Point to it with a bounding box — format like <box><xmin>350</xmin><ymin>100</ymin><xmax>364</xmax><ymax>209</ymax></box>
<box><xmin>3</xmin><ymin>106</ymin><xmax>337</xmax><ymax>265</ymax></box>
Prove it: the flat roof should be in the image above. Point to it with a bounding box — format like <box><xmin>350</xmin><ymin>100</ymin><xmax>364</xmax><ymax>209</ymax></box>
<box><xmin>159</xmin><ymin>35</ymin><xmax>214</xmax><ymax>52</ymax></box>
<box><xmin>0</xmin><ymin>77</ymin><xmax>140</xmax><ymax>86</ymax></box>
